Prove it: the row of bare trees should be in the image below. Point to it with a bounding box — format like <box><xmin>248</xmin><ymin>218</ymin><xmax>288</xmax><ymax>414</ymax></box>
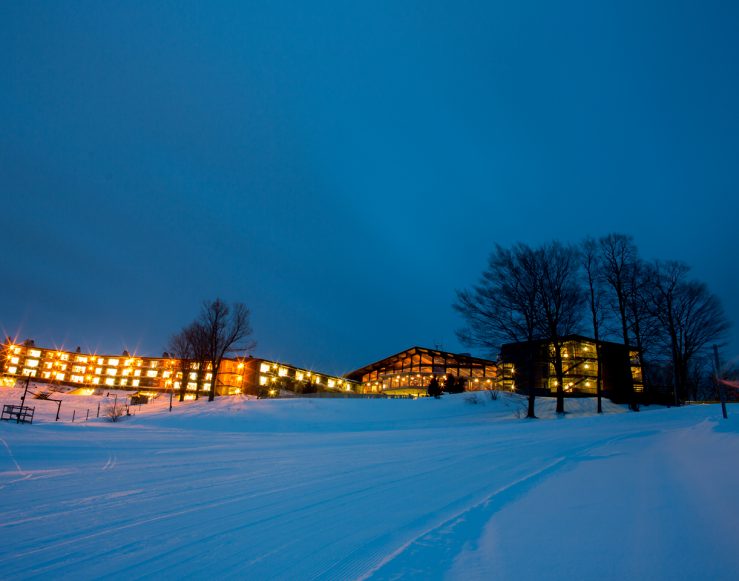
<box><xmin>454</xmin><ymin>234</ymin><xmax>731</xmax><ymax>416</ymax></box>
<box><xmin>167</xmin><ymin>299</ymin><xmax>255</xmax><ymax>402</ymax></box>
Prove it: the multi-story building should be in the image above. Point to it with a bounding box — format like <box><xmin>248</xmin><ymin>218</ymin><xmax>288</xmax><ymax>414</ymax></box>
<box><xmin>345</xmin><ymin>346</ymin><xmax>498</xmax><ymax>397</ymax></box>
<box><xmin>1</xmin><ymin>339</ymin><xmax>356</xmax><ymax>398</ymax></box>
<box><xmin>498</xmin><ymin>335</ymin><xmax>642</xmax><ymax>401</ymax></box>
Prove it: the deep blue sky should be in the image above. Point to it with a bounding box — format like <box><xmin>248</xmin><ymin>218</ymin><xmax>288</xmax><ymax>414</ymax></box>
<box><xmin>2</xmin><ymin>1</ymin><xmax>738</xmax><ymax>374</ymax></box>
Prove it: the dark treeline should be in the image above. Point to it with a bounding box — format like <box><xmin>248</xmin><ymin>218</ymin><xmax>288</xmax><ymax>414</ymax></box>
<box><xmin>454</xmin><ymin>234</ymin><xmax>731</xmax><ymax>417</ymax></box>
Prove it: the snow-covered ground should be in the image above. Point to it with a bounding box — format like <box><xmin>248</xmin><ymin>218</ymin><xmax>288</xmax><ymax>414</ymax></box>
<box><xmin>0</xmin><ymin>387</ymin><xmax>737</xmax><ymax>580</ymax></box>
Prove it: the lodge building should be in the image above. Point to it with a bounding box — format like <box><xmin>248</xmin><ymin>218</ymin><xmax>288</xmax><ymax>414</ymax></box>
<box><xmin>1</xmin><ymin>336</ymin><xmax>642</xmax><ymax>401</ymax></box>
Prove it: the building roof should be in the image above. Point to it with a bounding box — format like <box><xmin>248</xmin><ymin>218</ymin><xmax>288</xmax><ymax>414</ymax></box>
<box><xmin>500</xmin><ymin>334</ymin><xmax>632</xmax><ymax>350</ymax></box>
<box><xmin>345</xmin><ymin>346</ymin><xmax>497</xmax><ymax>381</ymax></box>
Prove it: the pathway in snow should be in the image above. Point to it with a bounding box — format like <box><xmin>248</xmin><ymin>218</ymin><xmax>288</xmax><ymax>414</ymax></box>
<box><xmin>0</xmin><ymin>394</ymin><xmax>736</xmax><ymax>580</ymax></box>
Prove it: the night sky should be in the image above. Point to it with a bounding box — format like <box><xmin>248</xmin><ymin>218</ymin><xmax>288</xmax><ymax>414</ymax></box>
<box><xmin>2</xmin><ymin>1</ymin><xmax>738</xmax><ymax>374</ymax></box>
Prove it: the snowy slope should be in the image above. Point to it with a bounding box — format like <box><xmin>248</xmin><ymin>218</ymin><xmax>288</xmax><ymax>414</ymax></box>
<box><xmin>0</xmin><ymin>389</ymin><xmax>737</xmax><ymax>580</ymax></box>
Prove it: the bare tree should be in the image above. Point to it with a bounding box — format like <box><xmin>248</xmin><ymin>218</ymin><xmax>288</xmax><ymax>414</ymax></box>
<box><xmin>186</xmin><ymin>322</ymin><xmax>210</xmax><ymax>400</ymax></box>
<box><xmin>199</xmin><ymin>299</ymin><xmax>256</xmax><ymax>402</ymax></box>
<box><xmin>536</xmin><ymin>242</ymin><xmax>584</xmax><ymax>414</ymax></box>
<box><xmin>649</xmin><ymin>261</ymin><xmax>730</xmax><ymax>404</ymax></box>
<box><xmin>455</xmin><ymin>243</ymin><xmax>542</xmax><ymax>418</ymax></box>
<box><xmin>582</xmin><ymin>237</ymin><xmax>605</xmax><ymax>413</ymax></box>
<box><xmin>167</xmin><ymin>329</ymin><xmax>194</xmax><ymax>402</ymax></box>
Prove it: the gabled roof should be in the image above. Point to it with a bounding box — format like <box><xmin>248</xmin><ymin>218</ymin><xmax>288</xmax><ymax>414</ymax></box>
<box><xmin>345</xmin><ymin>346</ymin><xmax>497</xmax><ymax>381</ymax></box>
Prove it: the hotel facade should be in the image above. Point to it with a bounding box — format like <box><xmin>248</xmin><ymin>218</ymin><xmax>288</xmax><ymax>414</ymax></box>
<box><xmin>2</xmin><ymin>336</ymin><xmax>642</xmax><ymax>400</ymax></box>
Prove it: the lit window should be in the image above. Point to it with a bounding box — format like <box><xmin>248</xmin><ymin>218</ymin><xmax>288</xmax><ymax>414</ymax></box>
<box><xmin>10</xmin><ymin>356</ymin><xmax>19</xmax><ymax>364</ymax></box>
<box><xmin>29</xmin><ymin>349</ymin><xmax>41</xmax><ymax>358</ymax></box>
<box><xmin>125</xmin><ymin>359</ymin><xmax>134</xmax><ymax>367</ymax></box>
<box><xmin>105</xmin><ymin>378</ymin><xmax>115</xmax><ymax>386</ymax></box>
<box><xmin>259</xmin><ymin>375</ymin><xmax>268</xmax><ymax>386</ymax></box>
<box><xmin>22</xmin><ymin>369</ymin><xmax>37</xmax><ymax>377</ymax></box>
<box><xmin>7</xmin><ymin>366</ymin><xmax>17</xmax><ymax>374</ymax></box>
<box><xmin>150</xmin><ymin>361</ymin><xmax>158</xmax><ymax>368</ymax></box>
<box><xmin>147</xmin><ymin>370</ymin><xmax>158</xmax><ymax>378</ymax></box>
<box><xmin>106</xmin><ymin>368</ymin><xmax>117</xmax><ymax>376</ymax></box>
<box><xmin>42</xmin><ymin>371</ymin><xmax>52</xmax><ymax>379</ymax></box>
<box><xmin>203</xmin><ymin>383</ymin><xmax>211</xmax><ymax>391</ymax></box>
<box><xmin>71</xmin><ymin>375</ymin><xmax>84</xmax><ymax>383</ymax></box>
<box><xmin>278</xmin><ymin>367</ymin><xmax>288</xmax><ymax>377</ymax></box>
<box><xmin>295</xmin><ymin>371</ymin><xmax>304</xmax><ymax>381</ymax></box>
<box><xmin>163</xmin><ymin>371</ymin><xmax>171</xmax><ymax>378</ymax></box>
<box><xmin>72</xmin><ymin>365</ymin><xmax>86</xmax><ymax>373</ymax></box>
<box><xmin>44</xmin><ymin>362</ymin><xmax>53</xmax><ymax>369</ymax></box>
<box><xmin>120</xmin><ymin>378</ymin><xmax>128</xmax><ymax>386</ymax></box>
<box><xmin>122</xmin><ymin>368</ymin><xmax>131</xmax><ymax>376</ymax></box>
<box><xmin>75</xmin><ymin>356</ymin><xmax>88</xmax><ymax>363</ymax></box>
<box><xmin>132</xmin><ymin>379</ymin><xmax>140</xmax><ymax>387</ymax></box>
<box><xmin>187</xmin><ymin>382</ymin><xmax>197</xmax><ymax>390</ymax></box>
<box><xmin>13</xmin><ymin>346</ymin><xmax>22</xmax><ymax>354</ymax></box>
<box><xmin>108</xmin><ymin>358</ymin><xmax>119</xmax><ymax>366</ymax></box>
<box><xmin>314</xmin><ymin>376</ymin><xmax>321</xmax><ymax>384</ymax></box>
<box><xmin>134</xmin><ymin>369</ymin><xmax>141</xmax><ymax>377</ymax></box>
<box><xmin>260</xmin><ymin>363</ymin><xmax>270</xmax><ymax>373</ymax></box>
<box><xmin>92</xmin><ymin>377</ymin><xmax>100</xmax><ymax>384</ymax></box>
<box><xmin>60</xmin><ymin>353</ymin><xmax>69</xmax><ymax>361</ymax></box>
<box><xmin>189</xmin><ymin>372</ymin><xmax>197</xmax><ymax>381</ymax></box>
<box><xmin>55</xmin><ymin>372</ymin><xmax>65</xmax><ymax>381</ymax></box>
<box><xmin>328</xmin><ymin>379</ymin><xmax>336</xmax><ymax>388</ymax></box>
<box><xmin>26</xmin><ymin>359</ymin><xmax>39</xmax><ymax>368</ymax></box>
<box><xmin>95</xmin><ymin>367</ymin><xmax>102</xmax><ymax>375</ymax></box>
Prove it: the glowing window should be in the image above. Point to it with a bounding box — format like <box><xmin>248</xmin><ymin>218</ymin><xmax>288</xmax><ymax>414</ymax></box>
<box><xmin>60</xmin><ymin>353</ymin><xmax>69</xmax><ymax>361</ymax></box>
<box><xmin>147</xmin><ymin>370</ymin><xmax>158</xmax><ymax>378</ymax></box>
<box><xmin>328</xmin><ymin>379</ymin><xmax>336</xmax><ymax>388</ymax></box>
<box><xmin>8</xmin><ymin>366</ymin><xmax>17</xmax><ymax>374</ymax></box>
<box><xmin>29</xmin><ymin>350</ymin><xmax>41</xmax><ymax>358</ymax></box>
<box><xmin>122</xmin><ymin>368</ymin><xmax>131</xmax><ymax>376</ymax></box>
<box><xmin>132</xmin><ymin>379</ymin><xmax>140</xmax><ymax>387</ymax></box>
<box><xmin>108</xmin><ymin>358</ymin><xmax>119</xmax><ymax>366</ymax></box>
<box><xmin>203</xmin><ymin>383</ymin><xmax>211</xmax><ymax>391</ymax></box>
<box><xmin>206</xmin><ymin>373</ymin><xmax>212</xmax><ymax>380</ymax></box>
<box><xmin>22</xmin><ymin>369</ymin><xmax>37</xmax><ymax>377</ymax></box>
<box><xmin>134</xmin><ymin>369</ymin><xmax>141</xmax><ymax>377</ymax></box>
<box><xmin>106</xmin><ymin>368</ymin><xmax>117</xmax><ymax>376</ymax></box>
<box><xmin>55</xmin><ymin>372</ymin><xmax>65</xmax><ymax>381</ymax></box>
<box><xmin>42</xmin><ymin>371</ymin><xmax>51</xmax><ymax>379</ymax></box>
<box><xmin>95</xmin><ymin>367</ymin><xmax>102</xmax><ymax>375</ymax></box>
<box><xmin>187</xmin><ymin>382</ymin><xmax>197</xmax><ymax>390</ymax></box>
<box><xmin>26</xmin><ymin>359</ymin><xmax>39</xmax><ymax>368</ymax></box>
<box><xmin>92</xmin><ymin>377</ymin><xmax>100</xmax><ymax>384</ymax></box>
<box><xmin>278</xmin><ymin>367</ymin><xmax>288</xmax><ymax>377</ymax></box>
<box><xmin>314</xmin><ymin>376</ymin><xmax>321</xmax><ymax>384</ymax></box>
<box><xmin>75</xmin><ymin>356</ymin><xmax>88</xmax><ymax>363</ymax></box>
<box><xmin>105</xmin><ymin>378</ymin><xmax>115</xmax><ymax>386</ymax></box>
<box><xmin>189</xmin><ymin>372</ymin><xmax>197</xmax><ymax>381</ymax></box>
<box><xmin>72</xmin><ymin>365</ymin><xmax>86</xmax><ymax>373</ymax></box>
<box><xmin>71</xmin><ymin>375</ymin><xmax>84</xmax><ymax>383</ymax></box>
<box><xmin>163</xmin><ymin>371</ymin><xmax>171</xmax><ymax>378</ymax></box>
<box><xmin>260</xmin><ymin>363</ymin><xmax>270</xmax><ymax>373</ymax></box>
<box><xmin>10</xmin><ymin>356</ymin><xmax>19</xmax><ymax>364</ymax></box>
<box><xmin>120</xmin><ymin>378</ymin><xmax>128</xmax><ymax>386</ymax></box>
<box><xmin>259</xmin><ymin>375</ymin><xmax>268</xmax><ymax>386</ymax></box>
<box><xmin>295</xmin><ymin>371</ymin><xmax>304</xmax><ymax>381</ymax></box>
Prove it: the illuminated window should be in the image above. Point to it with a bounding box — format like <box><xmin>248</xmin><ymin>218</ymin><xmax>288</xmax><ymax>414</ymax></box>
<box><xmin>44</xmin><ymin>362</ymin><xmax>53</xmax><ymax>369</ymax></box>
<box><xmin>278</xmin><ymin>367</ymin><xmax>288</xmax><ymax>377</ymax></box>
<box><xmin>314</xmin><ymin>376</ymin><xmax>321</xmax><ymax>384</ymax></box>
<box><xmin>7</xmin><ymin>366</ymin><xmax>17</xmax><ymax>374</ymax></box>
<box><xmin>203</xmin><ymin>383</ymin><xmax>211</xmax><ymax>391</ymax></box>
<box><xmin>72</xmin><ymin>365</ymin><xmax>86</xmax><ymax>373</ymax></box>
<box><xmin>132</xmin><ymin>379</ymin><xmax>140</xmax><ymax>387</ymax></box>
<box><xmin>92</xmin><ymin>377</ymin><xmax>100</xmax><ymax>384</ymax></box>
<box><xmin>22</xmin><ymin>369</ymin><xmax>37</xmax><ymax>377</ymax></box>
<box><xmin>134</xmin><ymin>369</ymin><xmax>141</xmax><ymax>377</ymax></box>
<box><xmin>55</xmin><ymin>372</ymin><xmax>65</xmax><ymax>381</ymax></box>
<box><xmin>71</xmin><ymin>375</ymin><xmax>84</xmax><ymax>383</ymax></box>
<box><xmin>26</xmin><ymin>359</ymin><xmax>39</xmax><ymax>368</ymax></box>
<box><xmin>189</xmin><ymin>372</ymin><xmax>197</xmax><ymax>380</ymax></box>
<box><xmin>75</xmin><ymin>356</ymin><xmax>88</xmax><ymax>363</ymax></box>
<box><xmin>29</xmin><ymin>349</ymin><xmax>41</xmax><ymax>358</ymax></box>
<box><xmin>42</xmin><ymin>371</ymin><xmax>52</xmax><ymax>379</ymax></box>
<box><xmin>60</xmin><ymin>353</ymin><xmax>69</xmax><ymax>361</ymax></box>
<box><xmin>260</xmin><ymin>363</ymin><xmax>270</xmax><ymax>373</ymax></box>
<box><xmin>95</xmin><ymin>367</ymin><xmax>102</xmax><ymax>375</ymax></box>
<box><xmin>12</xmin><ymin>346</ymin><xmax>21</xmax><ymax>354</ymax></box>
<box><xmin>259</xmin><ymin>375</ymin><xmax>268</xmax><ymax>385</ymax></box>
<box><xmin>163</xmin><ymin>371</ymin><xmax>171</xmax><ymax>378</ymax></box>
<box><xmin>105</xmin><ymin>378</ymin><xmax>115</xmax><ymax>386</ymax></box>
<box><xmin>150</xmin><ymin>361</ymin><xmax>158</xmax><ymax>368</ymax></box>
<box><xmin>106</xmin><ymin>368</ymin><xmax>117</xmax><ymax>376</ymax></box>
<box><xmin>295</xmin><ymin>371</ymin><xmax>304</xmax><ymax>381</ymax></box>
<box><xmin>108</xmin><ymin>358</ymin><xmax>119</xmax><ymax>366</ymax></box>
<box><xmin>147</xmin><ymin>370</ymin><xmax>158</xmax><ymax>378</ymax></box>
<box><xmin>328</xmin><ymin>379</ymin><xmax>336</xmax><ymax>388</ymax></box>
<box><xmin>10</xmin><ymin>356</ymin><xmax>19</xmax><ymax>364</ymax></box>
<box><xmin>122</xmin><ymin>368</ymin><xmax>131</xmax><ymax>376</ymax></box>
<box><xmin>125</xmin><ymin>359</ymin><xmax>134</xmax><ymax>367</ymax></box>
<box><xmin>187</xmin><ymin>382</ymin><xmax>197</xmax><ymax>390</ymax></box>
<box><xmin>120</xmin><ymin>378</ymin><xmax>128</xmax><ymax>386</ymax></box>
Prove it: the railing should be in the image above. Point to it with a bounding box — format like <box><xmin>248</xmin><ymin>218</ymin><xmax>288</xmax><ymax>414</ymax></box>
<box><xmin>1</xmin><ymin>404</ymin><xmax>35</xmax><ymax>424</ymax></box>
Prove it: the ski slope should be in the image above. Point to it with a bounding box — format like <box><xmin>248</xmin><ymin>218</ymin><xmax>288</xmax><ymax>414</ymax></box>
<box><xmin>0</xmin><ymin>389</ymin><xmax>737</xmax><ymax>580</ymax></box>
